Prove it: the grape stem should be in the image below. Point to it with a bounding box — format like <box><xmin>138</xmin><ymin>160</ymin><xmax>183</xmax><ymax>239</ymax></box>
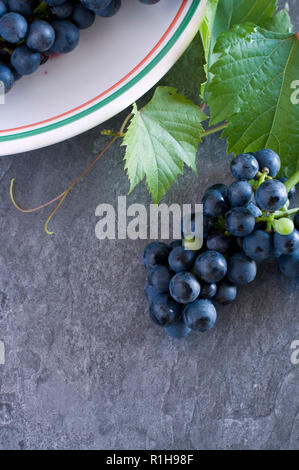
<box><xmin>10</xmin><ymin>113</ymin><xmax>134</xmax><ymax>235</ymax></box>
<box><xmin>257</xmin><ymin>207</ymin><xmax>299</xmax><ymax>223</ymax></box>
<box><xmin>285</xmin><ymin>169</ymin><xmax>299</xmax><ymax>192</ymax></box>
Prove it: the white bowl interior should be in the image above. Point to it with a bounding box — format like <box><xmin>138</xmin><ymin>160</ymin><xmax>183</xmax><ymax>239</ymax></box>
<box><xmin>1</xmin><ymin>0</ymin><xmax>183</xmax><ymax>130</ymax></box>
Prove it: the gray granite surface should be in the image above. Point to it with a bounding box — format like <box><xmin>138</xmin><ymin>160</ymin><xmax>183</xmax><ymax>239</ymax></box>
<box><xmin>0</xmin><ymin>0</ymin><xmax>298</xmax><ymax>450</ymax></box>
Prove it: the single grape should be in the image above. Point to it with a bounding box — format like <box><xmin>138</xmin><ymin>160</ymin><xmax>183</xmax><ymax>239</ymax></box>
<box><xmin>225</xmin><ymin>207</ymin><xmax>255</xmax><ymax>237</ymax></box>
<box><xmin>50</xmin><ymin>20</ymin><xmax>79</xmax><ymax>54</ymax></box>
<box><xmin>206</xmin><ymin>232</ymin><xmax>231</xmax><ymax>254</ymax></box>
<box><xmin>7</xmin><ymin>0</ymin><xmax>31</xmax><ymax>17</ymax></box>
<box><xmin>142</xmin><ymin>241</ymin><xmax>170</xmax><ymax>269</ymax></box>
<box><xmin>278</xmin><ymin>176</ymin><xmax>296</xmax><ymax>200</ymax></box>
<box><xmin>273</xmin><ymin>230</ymin><xmax>299</xmax><ymax>255</ymax></box>
<box><xmin>214</xmin><ymin>280</ymin><xmax>237</xmax><ymax>305</ymax></box>
<box><xmin>150</xmin><ymin>294</ymin><xmax>182</xmax><ymax>327</ymax></box>
<box><xmin>0</xmin><ymin>1</ymin><xmax>7</xmax><ymax>17</ymax></box>
<box><xmin>0</xmin><ymin>12</ymin><xmax>27</xmax><ymax>43</ymax></box>
<box><xmin>253</xmin><ymin>149</ymin><xmax>281</xmax><ymax>177</ymax></box>
<box><xmin>202</xmin><ymin>189</ymin><xmax>227</xmax><ymax>218</ymax></box>
<box><xmin>228</xmin><ymin>180</ymin><xmax>253</xmax><ymax>207</ymax></box>
<box><xmin>227</xmin><ymin>253</ymin><xmax>257</xmax><ymax>285</ymax></box>
<box><xmin>144</xmin><ymin>283</ymin><xmax>161</xmax><ymax>302</ymax></box>
<box><xmin>256</xmin><ymin>179</ymin><xmax>288</xmax><ymax>212</ymax></box>
<box><xmin>94</xmin><ymin>0</ymin><xmax>120</xmax><ymax>17</ymax></box>
<box><xmin>51</xmin><ymin>2</ymin><xmax>73</xmax><ymax>19</ymax></box>
<box><xmin>169</xmin><ymin>272</ymin><xmax>201</xmax><ymax>304</ymax></box>
<box><xmin>169</xmin><ymin>240</ymin><xmax>181</xmax><ymax>249</ymax></box>
<box><xmin>195</xmin><ymin>250</ymin><xmax>227</xmax><ymax>283</ymax></box>
<box><xmin>26</xmin><ymin>20</ymin><xmax>55</xmax><ymax>53</ymax></box>
<box><xmin>165</xmin><ymin>321</ymin><xmax>191</xmax><ymax>339</ymax></box>
<box><xmin>11</xmin><ymin>44</ymin><xmax>40</xmax><ymax>75</ymax></box>
<box><xmin>81</xmin><ymin>0</ymin><xmax>111</xmax><ymax>11</ymax></box>
<box><xmin>243</xmin><ymin>230</ymin><xmax>272</xmax><ymax>262</ymax></box>
<box><xmin>168</xmin><ymin>246</ymin><xmax>196</xmax><ymax>273</ymax></box>
<box><xmin>199</xmin><ymin>282</ymin><xmax>217</xmax><ymax>299</ymax></box>
<box><xmin>230</xmin><ymin>153</ymin><xmax>259</xmax><ymax>180</ymax></box>
<box><xmin>246</xmin><ymin>201</ymin><xmax>262</xmax><ymax>218</ymax></box>
<box><xmin>274</xmin><ymin>217</ymin><xmax>294</xmax><ymax>235</ymax></box>
<box><xmin>71</xmin><ymin>4</ymin><xmax>95</xmax><ymax>29</ymax></box>
<box><xmin>0</xmin><ymin>62</ymin><xmax>14</xmax><ymax>92</ymax></box>
<box><xmin>138</xmin><ymin>0</ymin><xmax>160</xmax><ymax>4</ymax></box>
<box><xmin>148</xmin><ymin>265</ymin><xmax>172</xmax><ymax>293</ymax></box>
<box><xmin>278</xmin><ymin>252</ymin><xmax>299</xmax><ymax>279</ymax></box>
<box><xmin>183</xmin><ymin>299</ymin><xmax>217</xmax><ymax>332</ymax></box>
<box><xmin>294</xmin><ymin>211</ymin><xmax>299</xmax><ymax>231</ymax></box>
<box><xmin>205</xmin><ymin>183</ymin><xmax>229</xmax><ymax>199</ymax></box>
<box><xmin>44</xmin><ymin>0</ymin><xmax>66</xmax><ymax>6</ymax></box>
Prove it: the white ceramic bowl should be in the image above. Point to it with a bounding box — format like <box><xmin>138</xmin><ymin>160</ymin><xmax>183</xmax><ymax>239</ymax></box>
<box><xmin>0</xmin><ymin>0</ymin><xmax>207</xmax><ymax>156</ymax></box>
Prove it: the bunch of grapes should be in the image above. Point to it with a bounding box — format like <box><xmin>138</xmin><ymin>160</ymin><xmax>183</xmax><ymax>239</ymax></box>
<box><xmin>142</xmin><ymin>149</ymin><xmax>299</xmax><ymax>339</ymax></box>
<box><xmin>0</xmin><ymin>0</ymin><xmax>160</xmax><ymax>94</ymax></box>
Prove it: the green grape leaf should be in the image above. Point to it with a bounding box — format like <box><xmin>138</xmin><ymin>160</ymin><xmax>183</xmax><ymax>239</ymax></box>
<box><xmin>207</xmin><ymin>24</ymin><xmax>299</xmax><ymax>174</ymax></box>
<box><xmin>201</xmin><ymin>0</ymin><xmax>281</xmax><ymax>101</ymax></box>
<box><xmin>262</xmin><ymin>8</ymin><xmax>292</xmax><ymax>34</ymax></box>
<box><xmin>122</xmin><ymin>87</ymin><xmax>206</xmax><ymax>203</ymax></box>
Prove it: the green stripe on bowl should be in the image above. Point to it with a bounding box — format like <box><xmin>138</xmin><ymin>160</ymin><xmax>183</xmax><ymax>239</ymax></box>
<box><xmin>0</xmin><ymin>0</ymin><xmax>201</xmax><ymax>142</ymax></box>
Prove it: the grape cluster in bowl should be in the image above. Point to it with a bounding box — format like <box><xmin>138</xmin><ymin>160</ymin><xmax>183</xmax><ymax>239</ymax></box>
<box><xmin>142</xmin><ymin>149</ymin><xmax>299</xmax><ymax>339</ymax></box>
<box><xmin>0</xmin><ymin>0</ymin><xmax>160</xmax><ymax>94</ymax></box>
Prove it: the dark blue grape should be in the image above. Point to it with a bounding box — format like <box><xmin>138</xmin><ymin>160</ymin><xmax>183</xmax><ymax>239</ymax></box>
<box><xmin>51</xmin><ymin>2</ymin><xmax>73</xmax><ymax>19</ymax></box>
<box><xmin>246</xmin><ymin>201</ymin><xmax>262</xmax><ymax>218</ymax></box>
<box><xmin>71</xmin><ymin>4</ymin><xmax>95</xmax><ymax>29</ymax></box>
<box><xmin>195</xmin><ymin>250</ymin><xmax>227</xmax><ymax>283</ymax></box>
<box><xmin>206</xmin><ymin>183</ymin><xmax>229</xmax><ymax>199</ymax></box>
<box><xmin>199</xmin><ymin>282</ymin><xmax>217</xmax><ymax>299</ymax></box>
<box><xmin>183</xmin><ymin>299</ymin><xmax>217</xmax><ymax>332</ymax></box>
<box><xmin>50</xmin><ymin>20</ymin><xmax>79</xmax><ymax>54</ymax></box>
<box><xmin>169</xmin><ymin>272</ymin><xmax>200</xmax><ymax>304</ymax></box>
<box><xmin>144</xmin><ymin>283</ymin><xmax>161</xmax><ymax>302</ymax></box>
<box><xmin>11</xmin><ymin>44</ymin><xmax>40</xmax><ymax>75</ymax></box>
<box><xmin>253</xmin><ymin>149</ymin><xmax>281</xmax><ymax>177</ymax></box>
<box><xmin>44</xmin><ymin>0</ymin><xmax>66</xmax><ymax>6</ymax></box>
<box><xmin>227</xmin><ymin>253</ymin><xmax>257</xmax><ymax>285</ymax></box>
<box><xmin>0</xmin><ymin>1</ymin><xmax>7</xmax><ymax>17</ymax></box>
<box><xmin>206</xmin><ymin>232</ymin><xmax>231</xmax><ymax>254</ymax></box>
<box><xmin>228</xmin><ymin>180</ymin><xmax>253</xmax><ymax>207</ymax></box>
<box><xmin>230</xmin><ymin>153</ymin><xmax>259</xmax><ymax>180</ymax></box>
<box><xmin>139</xmin><ymin>0</ymin><xmax>160</xmax><ymax>4</ymax></box>
<box><xmin>26</xmin><ymin>20</ymin><xmax>55</xmax><ymax>52</ymax></box>
<box><xmin>294</xmin><ymin>211</ymin><xmax>299</xmax><ymax>231</ymax></box>
<box><xmin>168</xmin><ymin>246</ymin><xmax>196</xmax><ymax>273</ymax></box>
<box><xmin>150</xmin><ymin>294</ymin><xmax>181</xmax><ymax>327</ymax></box>
<box><xmin>81</xmin><ymin>0</ymin><xmax>111</xmax><ymax>11</ymax></box>
<box><xmin>0</xmin><ymin>61</ymin><xmax>14</xmax><ymax>92</ymax></box>
<box><xmin>7</xmin><ymin>0</ymin><xmax>31</xmax><ymax>17</ymax></box>
<box><xmin>142</xmin><ymin>241</ymin><xmax>170</xmax><ymax>269</ymax></box>
<box><xmin>169</xmin><ymin>240</ymin><xmax>181</xmax><ymax>249</ymax></box>
<box><xmin>243</xmin><ymin>230</ymin><xmax>272</xmax><ymax>262</ymax></box>
<box><xmin>214</xmin><ymin>280</ymin><xmax>237</xmax><ymax>305</ymax></box>
<box><xmin>278</xmin><ymin>176</ymin><xmax>296</xmax><ymax>200</ymax></box>
<box><xmin>165</xmin><ymin>321</ymin><xmax>191</xmax><ymax>339</ymax></box>
<box><xmin>273</xmin><ymin>230</ymin><xmax>299</xmax><ymax>255</ymax></box>
<box><xmin>225</xmin><ymin>207</ymin><xmax>255</xmax><ymax>237</ymax></box>
<box><xmin>202</xmin><ymin>189</ymin><xmax>227</xmax><ymax>218</ymax></box>
<box><xmin>278</xmin><ymin>252</ymin><xmax>299</xmax><ymax>279</ymax></box>
<box><xmin>148</xmin><ymin>265</ymin><xmax>171</xmax><ymax>293</ymax></box>
<box><xmin>0</xmin><ymin>12</ymin><xmax>27</xmax><ymax>42</ymax></box>
<box><xmin>256</xmin><ymin>179</ymin><xmax>288</xmax><ymax>212</ymax></box>
<box><xmin>94</xmin><ymin>0</ymin><xmax>120</xmax><ymax>17</ymax></box>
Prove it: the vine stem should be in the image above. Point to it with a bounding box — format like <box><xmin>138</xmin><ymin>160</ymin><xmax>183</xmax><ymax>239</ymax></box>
<box><xmin>10</xmin><ymin>112</ymin><xmax>135</xmax><ymax>234</ymax></box>
<box><xmin>285</xmin><ymin>169</ymin><xmax>299</xmax><ymax>192</ymax></box>
<box><xmin>201</xmin><ymin>122</ymin><xmax>228</xmax><ymax>137</ymax></box>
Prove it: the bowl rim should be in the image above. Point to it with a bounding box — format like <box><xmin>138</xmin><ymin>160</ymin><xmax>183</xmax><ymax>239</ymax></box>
<box><xmin>0</xmin><ymin>0</ymin><xmax>207</xmax><ymax>154</ymax></box>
